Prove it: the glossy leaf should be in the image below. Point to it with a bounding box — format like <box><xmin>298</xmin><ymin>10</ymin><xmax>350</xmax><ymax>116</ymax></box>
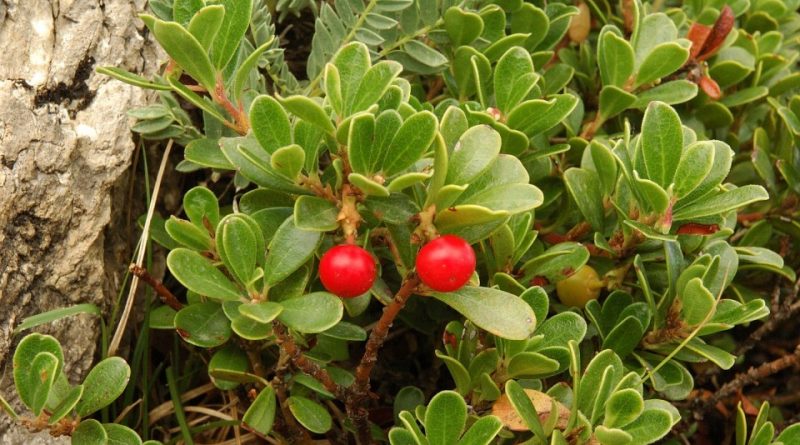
<box><xmin>425</xmin><ymin>391</ymin><xmax>467</xmax><ymax>445</ymax></box>
<box><xmin>174</xmin><ymin>302</ymin><xmax>233</xmax><ymax>348</ymax></box>
<box><xmin>243</xmin><ymin>386</ymin><xmax>277</xmax><ymax>435</ymax></box>
<box><xmin>211</xmin><ymin>0</ymin><xmax>253</xmax><ymax>69</ymax></box>
<box><xmin>277</xmin><ymin>292</ymin><xmax>343</xmax><ymax>333</ymax></box>
<box><xmin>264</xmin><ymin>218</ymin><xmax>322</xmax><ymax>286</ymax></box>
<box><xmin>640</xmin><ymin>102</ymin><xmax>683</xmax><ymax>188</ymax></box>
<box><xmin>431</xmin><ymin>287</ymin><xmax>536</xmax><ymax>340</ymax></box>
<box><xmin>167</xmin><ymin>248</ymin><xmax>242</xmax><ymax>300</ymax></box>
<box><xmin>152</xmin><ymin>19</ymin><xmax>216</xmax><ymax>90</ymax></box>
<box><xmin>76</xmin><ymin>357</ymin><xmax>131</xmax><ymax>417</ymax></box>
<box><xmin>287</xmin><ymin>396</ymin><xmax>332</xmax><ymax>434</ymax></box>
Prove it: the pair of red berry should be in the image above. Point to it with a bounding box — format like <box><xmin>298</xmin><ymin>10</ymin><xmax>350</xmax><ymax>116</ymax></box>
<box><xmin>319</xmin><ymin>235</ymin><xmax>476</xmax><ymax>298</ymax></box>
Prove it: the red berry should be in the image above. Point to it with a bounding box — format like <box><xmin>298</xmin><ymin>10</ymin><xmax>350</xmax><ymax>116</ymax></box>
<box><xmin>319</xmin><ymin>245</ymin><xmax>376</xmax><ymax>298</ymax></box>
<box><xmin>415</xmin><ymin>235</ymin><xmax>476</xmax><ymax>292</ymax></box>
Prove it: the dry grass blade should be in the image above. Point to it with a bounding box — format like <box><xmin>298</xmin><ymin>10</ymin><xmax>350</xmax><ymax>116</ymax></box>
<box><xmin>109</xmin><ymin>139</ymin><xmax>174</xmax><ymax>356</ymax></box>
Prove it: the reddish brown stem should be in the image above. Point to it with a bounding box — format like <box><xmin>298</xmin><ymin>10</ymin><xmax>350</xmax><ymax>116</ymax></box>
<box><xmin>272</xmin><ymin>321</ymin><xmax>343</xmax><ymax>398</ymax></box>
<box><xmin>348</xmin><ymin>275</ymin><xmax>420</xmax><ymax>444</ymax></box>
<box><xmin>129</xmin><ymin>264</ymin><xmax>183</xmax><ymax>311</ymax></box>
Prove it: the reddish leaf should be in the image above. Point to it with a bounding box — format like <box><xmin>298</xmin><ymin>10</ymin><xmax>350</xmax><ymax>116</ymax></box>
<box><xmin>687</xmin><ymin>23</ymin><xmax>712</xmax><ymax>59</ymax></box>
<box><xmin>698</xmin><ymin>5</ymin><xmax>735</xmax><ymax>61</ymax></box>
<box><xmin>699</xmin><ymin>75</ymin><xmax>722</xmax><ymax>99</ymax></box>
<box><xmin>676</xmin><ymin>223</ymin><xmax>720</xmax><ymax>235</ymax></box>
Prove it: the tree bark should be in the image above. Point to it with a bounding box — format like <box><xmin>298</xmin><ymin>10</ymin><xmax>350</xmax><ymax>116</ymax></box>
<box><xmin>0</xmin><ymin>0</ymin><xmax>160</xmax><ymax>442</ymax></box>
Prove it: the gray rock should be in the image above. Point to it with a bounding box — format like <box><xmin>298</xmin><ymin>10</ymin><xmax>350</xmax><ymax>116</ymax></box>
<box><xmin>0</xmin><ymin>0</ymin><xmax>161</xmax><ymax>441</ymax></box>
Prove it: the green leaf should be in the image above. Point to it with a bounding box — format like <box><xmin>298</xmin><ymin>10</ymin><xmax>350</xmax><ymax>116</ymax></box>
<box><xmin>594</xmin><ymin>426</ymin><xmax>633</xmax><ymax>445</ymax></box>
<box><xmin>321</xmin><ymin>322</ymin><xmax>367</xmax><ymax>341</ymax></box>
<box><xmin>264</xmin><ymin>218</ymin><xmax>322</xmax><ymax>286</ymax></box>
<box><xmin>349</xmin><ymin>173</ymin><xmax>391</xmax><ymax>197</ymax></box>
<box><xmin>184</xmin><ymin>186</ymin><xmax>220</xmax><ymax>229</ymax></box>
<box><xmin>680</xmin><ymin>278</ymin><xmax>715</xmax><ymax>325</ymax></box>
<box><xmin>278</xmin><ymin>95</ymin><xmax>335</xmax><ymax>134</ymax></box>
<box><xmin>777</xmin><ymin>424</ymin><xmax>800</xmax><ymax>444</ymax></box>
<box><xmin>166</xmin><ymin>217</ymin><xmax>212</xmax><ymax>251</ymax></box>
<box><xmin>350</xmin><ymin>61</ymin><xmax>403</xmax><ymax>114</ymax></box>
<box><xmin>622</xmin><ymin>409</ymin><xmax>672</xmax><ymax>444</ymax></box>
<box><xmin>152</xmin><ymin>19</ymin><xmax>216</xmax><ymax>91</ymax></box>
<box><xmin>185</xmin><ymin>138</ymin><xmax>234</xmax><ymax>170</ymax></box>
<box><xmin>633</xmin><ymin>80</ymin><xmax>698</xmax><ymax>108</ymax></box>
<box><xmin>209</xmin><ymin>344</ymin><xmax>250</xmax><ymax>390</ymax></box>
<box><xmin>431</xmin><ymin>287</ymin><xmax>536</xmax><ymax>340</ymax></box>
<box><xmin>277</xmin><ymin>292</ymin><xmax>343</xmax><ymax>333</ymax></box>
<box><xmin>76</xmin><ymin>357</ymin><xmax>131</xmax><ymax>417</ymax></box>
<box><xmin>599</xmin><ymin>86</ymin><xmax>636</xmax><ymax>120</ymax></box>
<box><xmin>222</xmin><ymin>138</ymin><xmax>308</xmax><ymax>194</ymax></box>
<box><xmin>13</xmin><ymin>304</ymin><xmax>100</xmax><ymax>334</ymax></box>
<box><xmin>331</xmin><ymin>43</ymin><xmax>370</xmax><ymax>115</ymax></box>
<box><xmin>404</xmin><ymin>40</ymin><xmax>448</xmax><ymax>68</ymax></box>
<box><xmin>506</xmin><ymin>95</ymin><xmax>578</xmax><ymax>136</ymax></box>
<box><xmin>96</xmin><ymin>67</ymin><xmax>171</xmax><ymax>90</ymax></box>
<box><xmin>457</xmin><ymin>415</ymin><xmax>503</xmax><ymax>445</ymax></box>
<box><xmin>460</xmin><ymin>183</ymin><xmax>543</xmax><ymax>214</ymax></box>
<box><xmin>633</xmin><ymin>172</ymin><xmax>670</xmax><ymax>214</ymax></box>
<box><xmin>243</xmin><ymin>386</ymin><xmax>277</xmax><ymax>435</ymax></box>
<box><xmin>494</xmin><ymin>48</ymin><xmax>538</xmax><ymax>115</ymax></box>
<box><xmin>599</xmin><ymin>31</ymin><xmax>635</xmax><ymax>87</ymax></box>
<box><xmin>564</xmin><ymin>168</ymin><xmax>604</xmax><ymax>231</ymax></box>
<box><xmin>324</xmin><ymin>64</ymin><xmax>344</xmax><ymax>117</ymax></box>
<box><xmin>602</xmin><ymin>316</ymin><xmax>645</xmax><ymax>358</ymax></box>
<box><xmin>232</xmin><ymin>37</ymin><xmax>275</xmax><ymax>101</ymax></box>
<box><xmin>604</xmin><ymin>389</ymin><xmax>644</xmax><ymax>429</ymax></box>
<box><xmin>73</xmin><ymin>419</ymin><xmax>108</xmax><ymax>445</ymax></box>
<box><xmin>187</xmin><ymin>5</ymin><xmax>224</xmax><ymax>49</ymax></box>
<box><xmin>103</xmin><ymin>424</ymin><xmax>143</xmax><ymax>445</ymax></box>
<box><xmin>640</xmin><ymin>102</ymin><xmax>683</xmax><ymax>188</ymax></box>
<box><xmin>435</xmin><ymin>205</ymin><xmax>510</xmax><ymax>244</ymax></box>
<box><xmin>28</xmin><ymin>352</ymin><xmax>59</xmax><ymax>416</ymax></box>
<box><xmin>425</xmin><ymin>391</ymin><xmax>467</xmax><ymax>445</ymax></box>
<box><xmin>635</xmin><ymin>42</ymin><xmax>690</xmax><ymax>87</ymax></box>
<box><xmin>504</xmin><ymin>380</ymin><xmax>547</xmax><ymax>439</ymax></box>
<box><xmin>250</xmin><ymin>95</ymin><xmax>292</xmax><ymax>154</ymax></box>
<box><xmin>13</xmin><ymin>334</ymin><xmax>63</xmax><ymax>411</ymax></box>
<box><xmin>211</xmin><ymin>0</ymin><xmax>253</xmax><ymax>69</ymax></box>
<box><xmin>48</xmin><ymin>384</ymin><xmax>83</xmax><ymax>424</ymax></box>
<box><xmin>446</xmin><ymin>125</ymin><xmax>501</xmax><ymax>185</ymax></box>
<box><xmin>685</xmin><ymin>340</ymin><xmax>736</xmax><ymax>370</ymax></box>
<box><xmin>239</xmin><ymin>302</ymin><xmax>283</xmax><ymax>324</ymax></box>
<box><xmin>174</xmin><ymin>302</ymin><xmax>233</xmax><ymax>348</ymax></box>
<box><xmin>673</xmin><ymin>185</ymin><xmax>769</xmax><ymax>221</ymax></box>
<box><xmin>507</xmin><ymin>352</ymin><xmax>560</xmax><ymax>378</ymax></box>
<box><xmin>445</xmin><ymin>7</ymin><xmax>484</xmax><ymax>46</ymax></box>
<box><xmin>348</xmin><ymin>113</ymin><xmax>377</xmax><ymax>175</ymax></box>
<box><xmin>434</xmin><ymin>351</ymin><xmax>472</xmax><ymax>396</ymax></box>
<box><xmin>167</xmin><ymin>248</ymin><xmax>242</xmax><ymax>300</ymax></box>
<box><xmin>382</xmin><ymin>111</ymin><xmax>438</xmax><ymax>176</ymax></box>
<box><xmin>287</xmin><ymin>396</ymin><xmax>332</xmax><ymax>434</ymax></box>
<box><xmin>294</xmin><ymin>196</ymin><xmax>339</xmax><ymax>231</ymax></box>
<box><xmin>173</xmin><ymin>0</ymin><xmax>204</xmax><ymax>25</ymax></box>
<box><xmin>271</xmin><ymin>144</ymin><xmax>305</xmax><ymax>180</ymax></box>
<box><xmin>679</xmin><ymin>141</ymin><xmax>733</xmax><ymax>205</ymax></box>
<box><xmin>165</xmin><ymin>76</ymin><xmax>228</xmax><ymax>126</ymax></box>
<box><xmin>673</xmin><ymin>142</ymin><xmax>715</xmax><ymax>198</ymax></box>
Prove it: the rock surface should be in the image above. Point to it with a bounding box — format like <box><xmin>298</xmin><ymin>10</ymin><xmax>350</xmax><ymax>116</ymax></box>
<box><xmin>0</xmin><ymin>0</ymin><xmax>160</xmax><ymax>441</ymax></box>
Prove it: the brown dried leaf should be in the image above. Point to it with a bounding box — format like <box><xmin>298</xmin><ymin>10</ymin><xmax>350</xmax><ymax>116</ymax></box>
<box><xmin>491</xmin><ymin>389</ymin><xmax>570</xmax><ymax>432</ymax></box>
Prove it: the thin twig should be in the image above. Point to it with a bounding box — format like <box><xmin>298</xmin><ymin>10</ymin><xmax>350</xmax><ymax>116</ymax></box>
<box><xmin>129</xmin><ymin>265</ymin><xmax>183</xmax><ymax>311</ymax></box>
<box><xmin>348</xmin><ymin>275</ymin><xmax>420</xmax><ymax>445</ymax></box>
<box><xmin>271</xmin><ymin>321</ymin><xmax>343</xmax><ymax>397</ymax></box>
<box><xmin>736</xmin><ymin>277</ymin><xmax>800</xmax><ymax>356</ymax></box>
<box><xmin>709</xmin><ymin>343</ymin><xmax>800</xmax><ymax>407</ymax></box>
<box><xmin>109</xmin><ymin>139</ymin><xmax>173</xmax><ymax>356</ymax></box>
